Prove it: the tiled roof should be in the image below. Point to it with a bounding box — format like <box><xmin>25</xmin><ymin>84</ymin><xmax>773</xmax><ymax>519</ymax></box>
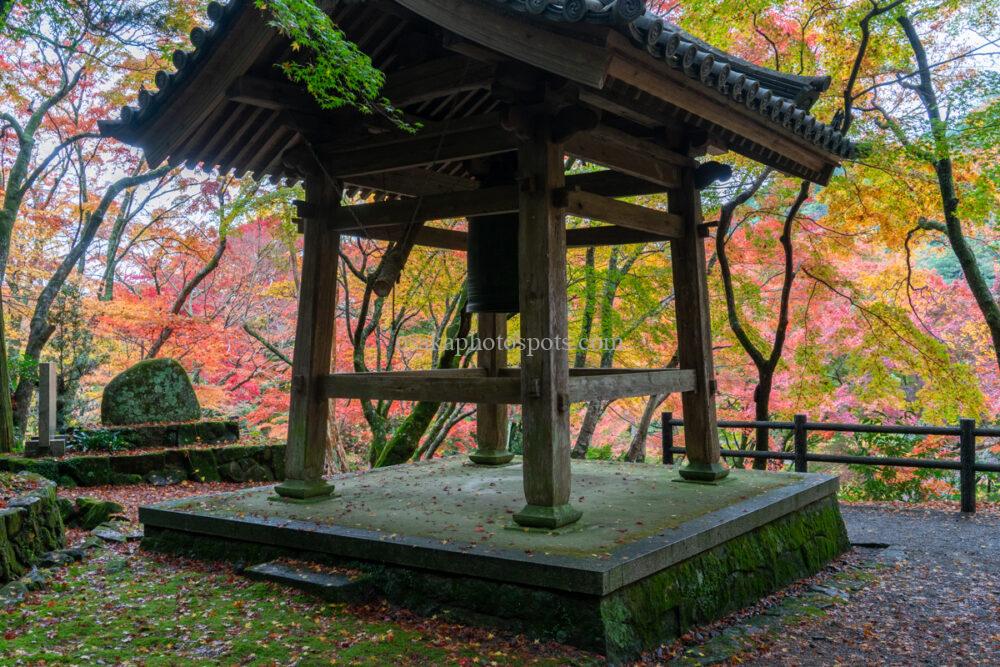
<box><xmin>100</xmin><ymin>0</ymin><xmax>854</xmax><ymax>164</ymax></box>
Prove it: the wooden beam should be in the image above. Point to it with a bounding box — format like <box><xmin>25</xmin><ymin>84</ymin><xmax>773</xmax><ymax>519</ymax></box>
<box><xmin>605</xmin><ymin>33</ymin><xmax>830</xmax><ymax>177</ymax></box>
<box><xmin>564</xmin><ymin>170</ymin><xmax>665</xmax><ymax>197</ymax></box>
<box><xmin>344</xmin><ymin>168</ymin><xmax>477</xmax><ymax>197</ymax></box>
<box><xmin>344</xmin><ymin>224</ymin><xmax>468</xmax><ymax>251</ymax></box>
<box><xmin>394</xmin><ymin>0</ymin><xmax>611</xmax><ymax>88</ymax></box>
<box><xmin>382</xmin><ymin>57</ymin><xmax>495</xmax><ymax>106</ymax></box>
<box><xmin>566</xmin><ymin>226</ymin><xmax>669</xmax><ymax>247</ymax></box>
<box><xmin>565</xmin><ymin>131</ymin><xmax>684</xmax><ymax>188</ymax></box>
<box><xmin>562</xmin><ymin>190</ymin><xmax>684</xmax><ymax>238</ymax></box>
<box><xmin>567</xmin><ymin>369</ymin><xmax>695</xmax><ymax>403</ymax></box>
<box><xmin>322</xmin><ymin>371</ymin><xmax>522</xmax><ymax>404</ymax></box>
<box><xmin>347</xmin><ymin>168</ymin><xmax>658</xmax><ymax>200</ymax></box>
<box><xmin>593</xmin><ymin>124</ymin><xmax>693</xmax><ymax>167</ymax></box>
<box><xmin>350</xmin><ymin>223</ymin><xmax>667</xmax><ymax>251</ymax></box>
<box><xmin>317</xmin><ymin>118</ymin><xmax>516</xmax><ymax>177</ymax></box>
<box><xmin>314</xmin><ymin>185</ymin><xmax>517</xmax><ymax>231</ymax></box>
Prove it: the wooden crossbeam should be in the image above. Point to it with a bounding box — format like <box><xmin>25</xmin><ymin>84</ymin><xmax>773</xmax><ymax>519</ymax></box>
<box><xmin>323</xmin><ymin>370</ymin><xmax>522</xmax><ymax>404</ymax></box>
<box><xmin>345</xmin><ymin>169</ymin><xmax>478</xmax><ymax>197</ymax></box>
<box><xmin>345</xmin><ymin>224</ymin><xmax>468</xmax><ymax>251</ymax></box>
<box><xmin>565</xmin><ymin>131</ymin><xmax>684</xmax><ymax>189</ymax></box>
<box><xmin>314</xmin><ymin>185</ymin><xmax>518</xmax><ymax>231</ymax></box>
<box><xmin>561</xmin><ymin>190</ymin><xmax>684</xmax><ymax>239</ymax></box>
<box><xmin>567</xmin><ymin>369</ymin><xmax>695</xmax><ymax>403</ymax></box>
<box><xmin>395</xmin><ymin>0</ymin><xmax>611</xmax><ymax>88</ymax></box>
<box><xmin>346</xmin><ymin>169</ymin><xmax>660</xmax><ymax>200</ymax></box>
<box><xmin>605</xmin><ymin>32</ymin><xmax>830</xmax><ymax>178</ymax></box>
<box><xmin>321</xmin><ymin>368</ymin><xmax>695</xmax><ymax>404</ymax></box>
<box><xmin>344</xmin><ymin>224</ymin><xmax>669</xmax><ymax>251</ymax></box>
<box><xmin>566</xmin><ymin>226</ymin><xmax>670</xmax><ymax>247</ymax></box>
<box><xmin>381</xmin><ymin>57</ymin><xmax>496</xmax><ymax>106</ymax></box>
<box><xmin>318</xmin><ymin>119</ymin><xmax>515</xmax><ymax>177</ymax></box>
<box><xmin>565</xmin><ymin>170</ymin><xmax>665</xmax><ymax>198</ymax></box>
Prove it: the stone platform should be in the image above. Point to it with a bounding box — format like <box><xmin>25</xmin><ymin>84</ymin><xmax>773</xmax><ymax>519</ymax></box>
<box><xmin>139</xmin><ymin>457</ymin><xmax>848</xmax><ymax>661</ymax></box>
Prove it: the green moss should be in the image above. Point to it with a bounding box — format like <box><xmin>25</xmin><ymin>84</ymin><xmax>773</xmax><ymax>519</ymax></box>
<box><xmin>184</xmin><ymin>449</ymin><xmax>221</xmax><ymax>483</ymax></box>
<box><xmin>108</xmin><ymin>453</ymin><xmax>166</xmax><ymax>476</ymax></box>
<box><xmin>600</xmin><ymin>496</ymin><xmax>849</xmax><ymax>660</ymax></box>
<box><xmin>110</xmin><ymin>473</ymin><xmax>144</xmax><ymax>485</ymax></box>
<box><xmin>3</xmin><ymin>547</ymin><xmax>562</xmax><ymax>665</ymax></box>
<box><xmin>100</xmin><ymin>358</ymin><xmax>201</xmax><ymax>426</ymax></box>
<box><xmin>72</xmin><ymin>497</ymin><xmax>125</xmax><ymax>530</ymax></box>
<box><xmin>0</xmin><ymin>456</ymin><xmax>59</xmax><ymax>481</ymax></box>
<box><xmin>57</xmin><ymin>457</ymin><xmax>112</xmax><ymax>486</ymax></box>
<box><xmin>0</xmin><ymin>475</ymin><xmax>64</xmax><ymax>582</ymax></box>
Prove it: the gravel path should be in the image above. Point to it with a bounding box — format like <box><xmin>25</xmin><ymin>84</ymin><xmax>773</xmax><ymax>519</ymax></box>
<box><xmin>746</xmin><ymin>505</ymin><xmax>1000</xmax><ymax>666</ymax></box>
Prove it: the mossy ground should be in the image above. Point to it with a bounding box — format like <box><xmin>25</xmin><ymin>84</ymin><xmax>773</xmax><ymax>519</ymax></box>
<box><xmin>2</xmin><ymin>543</ymin><xmax>599</xmax><ymax>665</ymax></box>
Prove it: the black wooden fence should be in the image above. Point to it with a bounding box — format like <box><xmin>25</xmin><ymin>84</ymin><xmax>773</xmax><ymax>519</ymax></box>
<box><xmin>661</xmin><ymin>412</ymin><xmax>1000</xmax><ymax>514</ymax></box>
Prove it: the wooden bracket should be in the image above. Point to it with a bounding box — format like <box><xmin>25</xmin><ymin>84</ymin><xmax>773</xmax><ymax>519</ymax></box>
<box><xmin>697</xmin><ymin>221</ymin><xmax>718</xmax><ymax>238</ymax></box>
<box><xmin>550</xmin><ymin>105</ymin><xmax>600</xmax><ymax>144</ymax></box>
<box><xmin>281</xmin><ymin>143</ymin><xmax>325</xmax><ymax>178</ymax></box>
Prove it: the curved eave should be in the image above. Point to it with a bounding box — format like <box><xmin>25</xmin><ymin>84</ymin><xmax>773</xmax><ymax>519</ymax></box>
<box><xmin>100</xmin><ymin>0</ymin><xmax>854</xmax><ymax>185</ymax></box>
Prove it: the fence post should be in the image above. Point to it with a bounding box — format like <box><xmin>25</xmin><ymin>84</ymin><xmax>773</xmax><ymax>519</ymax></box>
<box><xmin>793</xmin><ymin>414</ymin><xmax>808</xmax><ymax>473</ymax></box>
<box><xmin>959</xmin><ymin>418</ymin><xmax>976</xmax><ymax>514</ymax></box>
<box><xmin>662</xmin><ymin>412</ymin><xmax>674</xmax><ymax>465</ymax></box>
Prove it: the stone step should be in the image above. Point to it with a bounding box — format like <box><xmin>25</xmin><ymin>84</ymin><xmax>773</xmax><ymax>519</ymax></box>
<box><xmin>242</xmin><ymin>561</ymin><xmax>366</xmax><ymax>602</ymax></box>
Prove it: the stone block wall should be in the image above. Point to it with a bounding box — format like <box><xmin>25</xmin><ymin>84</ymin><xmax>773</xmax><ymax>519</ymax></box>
<box><xmin>0</xmin><ymin>444</ymin><xmax>285</xmax><ymax>488</ymax></box>
<box><xmin>1</xmin><ymin>474</ymin><xmax>65</xmax><ymax>583</ymax></box>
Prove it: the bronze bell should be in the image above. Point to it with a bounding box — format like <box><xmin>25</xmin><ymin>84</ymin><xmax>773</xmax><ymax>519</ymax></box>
<box><xmin>466</xmin><ymin>155</ymin><xmax>519</xmax><ymax>313</ymax></box>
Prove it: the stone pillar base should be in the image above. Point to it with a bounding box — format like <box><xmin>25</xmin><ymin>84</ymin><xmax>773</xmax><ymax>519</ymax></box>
<box><xmin>272</xmin><ymin>479</ymin><xmax>336</xmax><ymax>503</ymax></box>
<box><xmin>679</xmin><ymin>462</ymin><xmax>730</xmax><ymax>482</ymax></box>
<box><xmin>512</xmin><ymin>503</ymin><xmax>582</xmax><ymax>529</ymax></box>
<box><xmin>468</xmin><ymin>450</ymin><xmax>515</xmax><ymax>465</ymax></box>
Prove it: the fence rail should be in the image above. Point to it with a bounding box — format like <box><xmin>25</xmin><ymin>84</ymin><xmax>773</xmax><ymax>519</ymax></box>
<box><xmin>660</xmin><ymin>412</ymin><xmax>1000</xmax><ymax>514</ymax></box>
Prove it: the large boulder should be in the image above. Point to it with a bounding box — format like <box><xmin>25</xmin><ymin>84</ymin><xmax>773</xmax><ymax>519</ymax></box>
<box><xmin>101</xmin><ymin>359</ymin><xmax>201</xmax><ymax>426</ymax></box>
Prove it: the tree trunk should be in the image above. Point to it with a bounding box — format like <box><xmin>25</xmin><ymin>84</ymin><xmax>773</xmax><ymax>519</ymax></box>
<box><xmin>99</xmin><ymin>197</ymin><xmax>133</xmax><ymax>301</ymax></box>
<box><xmin>716</xmin><ymin>173</ymin><xmax>803</xmax><ymax>467</ymax></box>
<box><xmin>574</xmin><ymin>246</ymin><xmax>597</xmax><ymax>368</ymax></box>
<box><xmin>897</xmin><ymin>16</ymin><xmax>1000</xmax><ymax>372</ymax></box>
<box><xmin>571</xmin><ymin>248</ymin><xmax>626</xmax><ymax>458</ymax></box>
<box><xmin>625</xmin><ymin>393</ymin><xmax>666</xmax><ymax>462</ymax></box>
<box><xmin>0</xmin><ymin>298</ymin><xmax>15</xmax><ymax>452</ymax></box>
<box><xmin>571</xmin><ymin>400</ymin><xmax>606</xmax><ymax>458</ymax></box>
<box><xmin>147</xmin><ymin>236</ymin><xmax>228</xmax><ymax>359</ymax></box>
<box><xmin>372</xmin><ymin>285</ymin><xmax>471</xmax><ymax>467</ymax></box>
<box><xmin>751</xmin><ymin>372</ymin><xmax>774</xmax><ymax>470</ymax></box>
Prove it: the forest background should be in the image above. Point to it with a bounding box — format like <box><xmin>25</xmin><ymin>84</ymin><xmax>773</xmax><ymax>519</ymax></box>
<box><xmin>1</xmin><ymin>0</ymin><xmax>999</xmax><ymax>501</ymax></box>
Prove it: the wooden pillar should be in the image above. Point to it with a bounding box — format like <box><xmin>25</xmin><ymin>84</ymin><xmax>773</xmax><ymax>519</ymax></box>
<box><xmin>512</xmin><ymin>119</ymin><xmax>581</xmax><ymax>529</ymax></box>
<box><xmin>670</xmin><ymin>167</ymin><xmax>728</xmax><ymax>482</ymax></box>
<box><xmin>274</xmin><ymin>176</ymin><xmax>340</xmax><ymax>501</ymax></box>
<box><xmin>469</xmin><ymin>312</ymin><xmax>513</xmax><ymax>465</ymax></box>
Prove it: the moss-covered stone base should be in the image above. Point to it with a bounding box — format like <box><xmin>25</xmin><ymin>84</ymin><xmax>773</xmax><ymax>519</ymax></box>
<box><xmin>1</xmin><ymin>474</ymin><xmax>65</xmax><ymax>583</ymax></box>
<box><xmin>0</xmin><ymin>444</ymin><xmax>284</xmax><ymax>487</ymax></box>
<box><xmin>78</xmin><ymin>420</ymin><xmax>240</xmax><ymax>449</ymax></box>
<box><xmin>142</xmin><ymin>494</ymin><xmax>848</xmax><ymax>662</ymax></box>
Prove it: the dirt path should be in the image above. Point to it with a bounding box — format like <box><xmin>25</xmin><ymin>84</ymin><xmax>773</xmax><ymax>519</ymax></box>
<box><xmin>745</xmin><ymin>505</ymin><xmax>1000</xmax><ymax>666</ymax></box>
